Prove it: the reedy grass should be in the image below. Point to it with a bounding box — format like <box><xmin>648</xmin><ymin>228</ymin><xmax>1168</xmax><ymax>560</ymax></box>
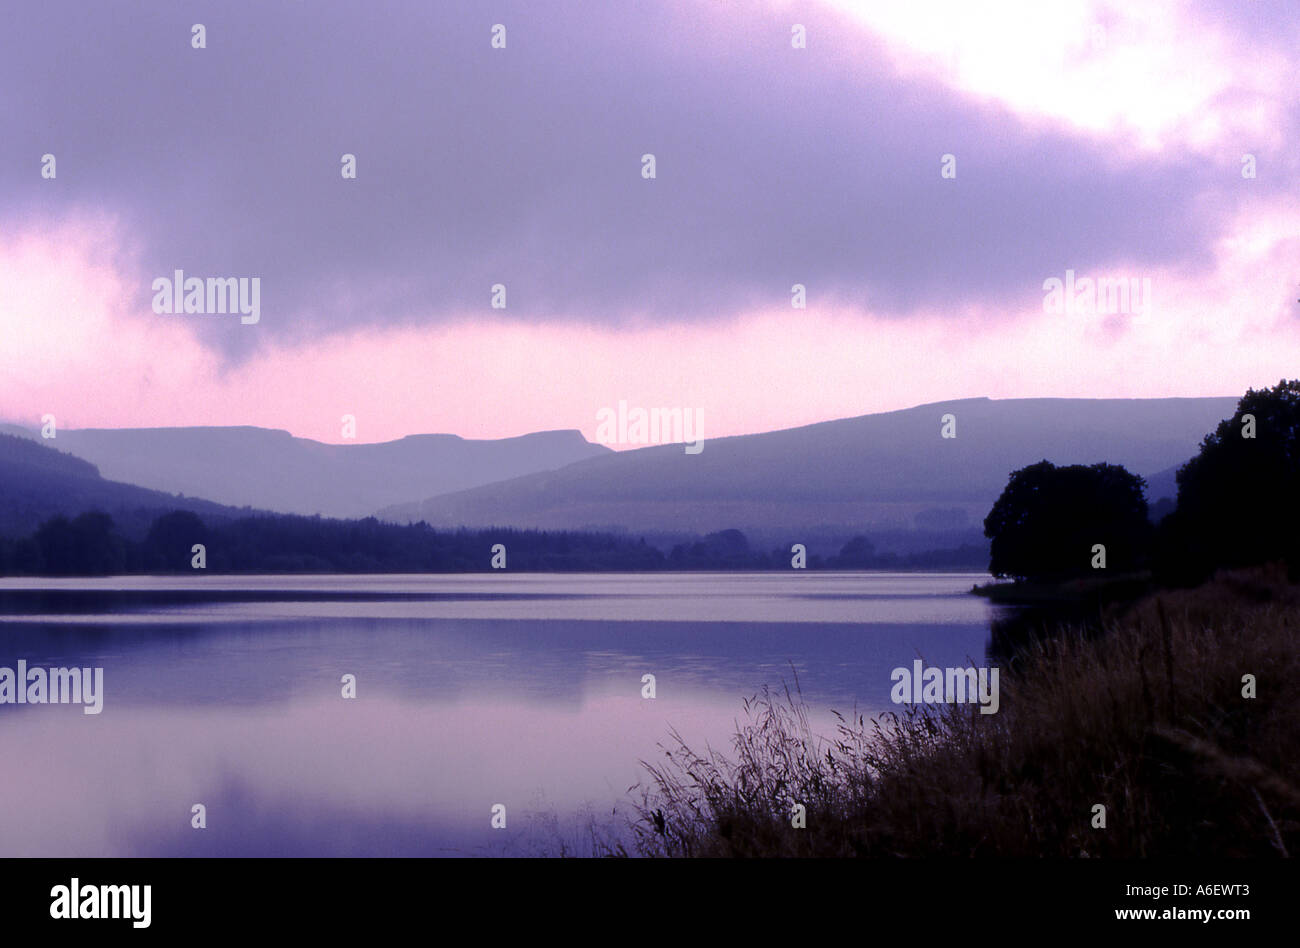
<box><xmin>618</xmin><ymin>566</ymin><xmax>1300</xmax><ymax>857</ymax></box>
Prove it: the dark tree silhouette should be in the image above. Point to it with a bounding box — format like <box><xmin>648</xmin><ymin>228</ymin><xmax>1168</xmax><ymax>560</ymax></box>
<box><xmin>984</xmin><ymin>460</ymin><xmax>1150</xmax><ymax>582</ymax></box>
<box><xmin>668</xmin><ymin>528</ymin><xmax>755</xmax><ymax>567</ymax></box>
<box><xmin>0</xmin><ymin>511</ymin><xmax>987</xmax><ymax>576</ymax></box>
<box><xmin>834</xmin><ymin>535</ymin><xmax>877</xmax><ymax>567</ymax></box>
<box><xmin>143</xmin><ymin>510</ymin><xmax>210</xmax><ymax>571</ymax></box>
<box><xmin>33</xmin><ymin>511</ymin><xmax>125</xmax><ymax>575</ymax></box>
<box><xmin>1158</xmin><ymin>379</ymin><xmax>1300</xmax><ymax>582</ymax></box>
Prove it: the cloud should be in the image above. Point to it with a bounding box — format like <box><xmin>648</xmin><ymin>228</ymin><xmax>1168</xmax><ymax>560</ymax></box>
<box><xmin>2</xmin><ymin>0</ymin><xmax>1292</xmax><ymax>363</ymax></box>
<box><xmin>3</xmin><ymin>206</ymin><xmax>1296</xmax><ymax>443</ymax></box>
<box><xmin>819</xmin><ymin>0</ymin><xmax>1299</xmax><ymax>152</ymax></box>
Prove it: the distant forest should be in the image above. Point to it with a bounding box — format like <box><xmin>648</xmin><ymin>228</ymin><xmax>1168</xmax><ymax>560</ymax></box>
<box><xmin>0</xmin><ymin>509</ymin><xmax>985</xmax><ymax>576</ymax></box>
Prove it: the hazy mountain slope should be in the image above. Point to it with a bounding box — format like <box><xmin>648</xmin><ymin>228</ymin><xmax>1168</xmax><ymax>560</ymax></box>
<box><xmin>4</xmin><ymin>426</ymin><xmax>610</xmax><ymax>519</ymax></box>
<box><xmin>377</xmin><ymin>397</ymin><xmax>1236</xmax><ymax>533</ymax></box>
<box><xmin>1145</xmin><ymin>464</ymin><xmax>1181</xmax><ymax>504</ymax></box>
<box><xmin>0</xmin><ymin>433</ymin><xmax>246</xmax><ymax>537</ymax></box>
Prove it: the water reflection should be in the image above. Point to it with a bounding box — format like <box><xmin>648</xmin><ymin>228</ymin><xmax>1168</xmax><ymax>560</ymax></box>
<box><xmin>0</xmin><ymin>572</ymin><xmax>997</xmax><ymax>856</ymax></box>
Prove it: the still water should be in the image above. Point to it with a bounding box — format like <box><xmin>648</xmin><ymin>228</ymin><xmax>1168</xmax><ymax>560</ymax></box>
<box><xmin>0</xmin><ymin>572</ymin><xmax>998</xmax><ymax>856</ymax></box>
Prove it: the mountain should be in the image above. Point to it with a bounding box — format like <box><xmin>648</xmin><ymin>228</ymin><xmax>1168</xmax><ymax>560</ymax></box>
<box><xmin>0</xmin><ymin>433</ymin><xmax>245</xmax><ymax>537</ymax></box>
<box><xmin>1145</xmin><ymin>464</ymin><xmax>1182</xmax><ymax>504</ymax></box>
<box><xmin>376</xmin><ymin>396</ymin><xmax>1236</xmax><ymax>535</ymax></box>
<box><xmin>0</xmin><ymin>425</ymin><xmax>610</xmax><ymax>519</ymax></box>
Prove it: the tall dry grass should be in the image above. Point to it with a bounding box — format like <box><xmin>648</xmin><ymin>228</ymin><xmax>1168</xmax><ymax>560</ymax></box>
<box><xmin>621</xmin><ymin>565</ymin><xmax>1300</xmax><ymax>857</ymax></box>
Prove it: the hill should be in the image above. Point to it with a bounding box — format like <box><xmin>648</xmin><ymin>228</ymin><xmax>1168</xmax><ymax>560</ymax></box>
<box><xmin>377</xmin><ymin>396</ymin><xmax>1235</xmax><ymax>534</ymax></box>
<box><xmin>0</xmin><ymin>425</ymin><xmax>609</xmax><ymax>519</ymax></box>
<box><xmin>0</xmin><ymin>433</ymin><xmax>247</xmax><ymax>537</ymax></box>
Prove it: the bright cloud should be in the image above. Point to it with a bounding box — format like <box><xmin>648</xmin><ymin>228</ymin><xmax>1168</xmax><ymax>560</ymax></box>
<box><xmin>816</xmin><ymin>0</ymin><xmax>1296</xmax><ymax>152</ymax></box>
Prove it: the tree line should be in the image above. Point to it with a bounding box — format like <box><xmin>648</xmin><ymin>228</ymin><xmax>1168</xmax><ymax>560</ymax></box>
<box><xmin>984</xmin><ymin>379</ymin><xmax>1300</xmax><ymax>586</ymax></box>
<box><xmin>0</xmin><ymin>511</ymin><xmax>984</xmax><ymax>576</ymax></box>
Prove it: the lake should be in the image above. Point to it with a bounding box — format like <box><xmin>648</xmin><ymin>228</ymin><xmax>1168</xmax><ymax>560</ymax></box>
<box><xmin>0</xmin><ymin>572</ymin><xmax>1000</xmax><ymax>856</ymax></box>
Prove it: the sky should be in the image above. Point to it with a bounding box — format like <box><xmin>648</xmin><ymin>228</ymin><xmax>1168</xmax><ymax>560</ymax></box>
<box><xmin>1</xmin><ymin>0</ymin><xmax>1298</xmax><ymax>445</ymax></box>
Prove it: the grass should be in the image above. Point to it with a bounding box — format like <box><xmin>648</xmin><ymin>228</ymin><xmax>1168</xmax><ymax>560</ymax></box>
<box><xmin>615</xmin><ymin>564</ymin><xmax>1300</xmax><ymax>857</ymax></box>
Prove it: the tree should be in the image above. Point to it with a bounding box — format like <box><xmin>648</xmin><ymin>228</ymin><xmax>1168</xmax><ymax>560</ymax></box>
<box><xmin>833</xmin><ymin>535</ymin><xmax>877</xmax><ymax>568</ymax></box>
<box><xmin>984</xmin><ymin>460</ymin><xmax>1150</xmax><ymax>582</ymax></box>
<box><xmin>1158</xmin><ymin>379</ymin><xmax>1300</xmax><ymax>582</ymax></box>
<box><xmin>33</xmin><ymin>511</ymin><xmax>125</xmax><ymax>575</ymax></box>
<box><xmin>143</xmin><ymin>510</ymin><xmax>210</xmax><ymax>571</ymax></box>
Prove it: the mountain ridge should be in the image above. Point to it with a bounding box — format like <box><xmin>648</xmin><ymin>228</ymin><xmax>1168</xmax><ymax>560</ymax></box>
<box><xmin>0</xmin><ymin>433</ymin><xmax>252</xmax><ymax>538</ymax></box>
<box><xmin>376</xmin><ymin>396</ymin><xmax>1238</xmax><ymax>533</ymax></box>
<box><xmin>0</xmin><ymin>424</ymin><xmax>609</xmax><ymax>519</ymax></box>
